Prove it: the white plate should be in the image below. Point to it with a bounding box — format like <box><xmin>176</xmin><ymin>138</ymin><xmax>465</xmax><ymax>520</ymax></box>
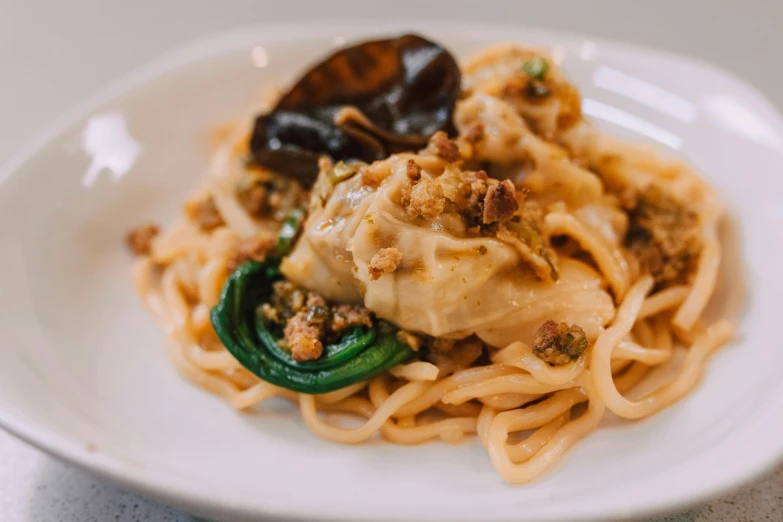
<box><xmin>1</xmin><ymin>20</ymin><xmax>782</xmax><ymax>522</ymax></box>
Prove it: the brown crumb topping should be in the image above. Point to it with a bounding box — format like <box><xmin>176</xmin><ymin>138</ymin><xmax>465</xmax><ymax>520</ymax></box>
<box><xmin>463</xmin><ymin>122</ymin><xmax>485</xmax><ymax>144</ymax></box>
<box><xmin>623</xmin><ymin>184</ymin><xmax>701</xmax><ymax>286</ymax></box>
<box><xmin>395</xmin><ymin>331</ymin><xmax>460</xmax><ymax>355</ymax></box>
<box><xmin>464</xmin><ymin>170</ymin><xmax>490</xmax><ymax>216</ymax></box>
<box><xmin>331</xmin><ymin>304</ymin><xmax>373</xmax><ymax>333</ymax></box>
<box><xmin>496</xmin><ymin>198</ymin><xmax>558</xmax><ymax>280</ymax></box>
<box><xmin>368</xmin><ymin>247</ymin><xmax>403</xmax><ymax>281</ymax></box>
<box><xmin>283</xmin><ymin>292</ymin><xmax>329</xmax><ymax>361</ymax></box>
<box><xmin>483</xmin><ymin>179</ymin><xmax>519</xmax><ymax>224</ymax></box>
<box><xmin>555</xmin><ymin>83</ymin><xmax>582</xmax><ymax>130</ymax></box>
<box><xmin>406</xmin><ymin>179</ymin><xmax>446</xmax><ymax>219</ymax></box>
<box><xmin>264</xmin><ymin>282</ymin><xmax>376</xmax><ymax>362</ymax></box>
<box><xmin>431</xmin><ymin>338</ymin><xmax>456</xmax><ymax>353</ymax></box>
<box><xmin>425</xmin><ymin>336</ymin><xmax>485</xmax><ymax>369</ymax></box>
<box><xmin>432</xmin><ymin>163</ymin><xmax>556</xmax><ymax>279</ymax></box>
<box><xmin>126</xmin><ymin>224</ymin><xmax>159</xmax><ymax>256</ymax></box>
<box><xmin>437</xmin><ymin>168</ymin><xmax>489</xmax><ymax>227</ymax></box>
<box><xmin>426</xmin><ymin>131</ymin><xmax>460</xmax><ymax>162</ymax></box>
<box><xmin>226</xmin><ymin>236</ymin><xmax>276</xmax><ymax>270</ymax></box>
<box><xmin>406</xmin><ymin>159</ymin><xmax>422</xmax><ymax>180</ymax></box>
<box><xmin>532</xmin><ymin>320</ymin><xmax>588</xmax><ymax>366</ymax></box>
<box><xmin>185</xmin><ymin>197</ymin><xmax>224</xmax><ymax>231</ymax></box>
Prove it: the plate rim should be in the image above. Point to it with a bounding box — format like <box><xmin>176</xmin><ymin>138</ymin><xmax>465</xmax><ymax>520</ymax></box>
<box><xmin>2</xmin><ymin>18</ymin><xmax>783</xmax><ymax>522</ymax></box>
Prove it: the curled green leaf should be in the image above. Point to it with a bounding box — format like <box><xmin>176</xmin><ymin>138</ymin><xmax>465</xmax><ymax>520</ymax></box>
<box><xmin>210</xmin><ymin>260</ymin><xmax>414</xmax><ymax>394</ymax></box>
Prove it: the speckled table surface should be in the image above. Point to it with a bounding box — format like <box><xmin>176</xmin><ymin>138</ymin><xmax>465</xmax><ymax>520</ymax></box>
<box><xmin>2</xmin><ymin>1</ymin><xmax>783</xmax><ymax>521</ymax></box>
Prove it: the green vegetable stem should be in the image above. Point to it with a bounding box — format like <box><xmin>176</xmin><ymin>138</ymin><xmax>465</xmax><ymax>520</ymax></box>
<box><xmin>277</xmin><ymin>208</ymin><xmax>306</xmax><ymax>255</ymax></box>
<box><xmin>521</xmin><ymin>56</ymin><xmax>549</xmax><ymax>80</ymax></box>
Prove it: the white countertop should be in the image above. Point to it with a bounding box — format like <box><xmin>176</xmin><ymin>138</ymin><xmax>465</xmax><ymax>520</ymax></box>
<box><xmin>1</xmin><ymin>1</ymin><xmax>782</xmax><ymax>520</ymax></box>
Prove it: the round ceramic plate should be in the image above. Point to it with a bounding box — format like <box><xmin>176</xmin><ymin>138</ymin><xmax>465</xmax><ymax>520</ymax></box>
<box><xmin>0</xmin><ymin>20</ymin><xmax>782</xmax><ymax>522</ymax></box>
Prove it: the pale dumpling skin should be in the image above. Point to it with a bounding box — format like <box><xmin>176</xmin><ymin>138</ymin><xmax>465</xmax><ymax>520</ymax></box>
<box><xmin>281</xmin><ymin>155</ymin><xmax>615</xmax><ymax>347</ymax></box>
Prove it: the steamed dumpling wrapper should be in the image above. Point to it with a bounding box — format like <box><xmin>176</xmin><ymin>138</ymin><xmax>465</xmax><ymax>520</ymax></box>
<box><xmin>281</xmin><ymin>154</ymin><xmax>615</xmax><ymax>347</ymax></box>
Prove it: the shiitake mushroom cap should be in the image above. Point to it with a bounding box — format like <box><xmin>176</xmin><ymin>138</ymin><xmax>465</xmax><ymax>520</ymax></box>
<box><xmin>250</xmin><ymin>34</ymin><xmax>461</xmax><ymax>187</ymax></box>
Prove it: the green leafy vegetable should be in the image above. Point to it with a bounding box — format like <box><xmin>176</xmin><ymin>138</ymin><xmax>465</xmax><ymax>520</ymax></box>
<box><xmin>521</xmin><ymin>56</ymin><xmax>549</xmax><ymax>80</ymax></box>
<box><xmin>210</xmin><ymin>260</ymin><xmax>415</xmax><ymax>394</ymax></box>
<box><xmin>277</xmin><ymin>208</ymin><xmax>305</xmax><ymax>255</ymax></box>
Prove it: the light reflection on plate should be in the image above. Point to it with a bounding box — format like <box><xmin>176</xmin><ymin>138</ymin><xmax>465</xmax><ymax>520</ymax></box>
<box><xmin>81</xmin><ymin>112</ymin><xmax>141</xmax><ymax>188</ymax></box>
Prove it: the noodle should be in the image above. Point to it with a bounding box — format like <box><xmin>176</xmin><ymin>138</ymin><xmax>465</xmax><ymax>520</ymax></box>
<box><xmin>544</xmin><ymin>212</ymin><xmax>630</xmax><ymax>298</ymax></box>
<box><xmin>131</xmin><ymin>41</ymin><xmax>735</xmax><ymax>485</ymax></box>
<box><xmin>389</xmin><ymin>361</ymin><xmax>441</xmax><ymax>381</ymax></box>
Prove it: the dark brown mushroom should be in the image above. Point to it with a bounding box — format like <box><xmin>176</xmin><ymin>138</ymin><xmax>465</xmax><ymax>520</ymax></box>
<box><xmin>249</xmin><ymin>34</ymin><xmax>462</xmax><ymax>187</ymax></box>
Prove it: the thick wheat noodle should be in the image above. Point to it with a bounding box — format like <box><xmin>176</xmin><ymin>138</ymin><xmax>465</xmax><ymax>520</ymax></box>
<box><xmin>367</xmin><ymin>373</ymin><xmax>396</xmax><ymax>408</ymax></box>
<box><xmin>225</xmin><ymin>368</ymin><xmax>259</xmax><ymax>389</ymax></box>
<box><xmin>434</xmin><ymin>401</ymin><xmax>483</xmax><ymax>417</ymax></box>
<box><xmin>592</xmin><ymin>277</ymin><xmax>734</xmax><ymax>418</ymax></box>
<box><xmin>135</xmin><ymin>260</ymin><xmax>245</xmax><ymax>400</ymax></box>
<box><xmin>316</xmin><ymin>382</ymin><xmax>368</xmax><ymax>405</ymax></box>
<box><xmin>477</xmin><ymin>405</ymin><xmax>497</xmax><ymax>446</ymax></box>
<box><xmin>610</xmin><ymin>358</ymin><xmax>633</xmax><ymax>374</ymax></box>
<box><xmin>442</xmin><ymin>373</ymin><xmax>576</xmax><ymax>405</ymax></box>
<box><xmin>384</xmin><ymin>415</ymin><xmax>478</xmax><ymax>445</ymax></box>
<box><xmin>493</xmin><ymin>341</ymin><xmax>587</xmax><ymax>385</ymax></box>
<box><xmin>391</xmin><ymin>422</ymin><xmax>474</xmax><ymax>444</ymax></box>
<box><xmin>478</xmin><ymin>360</ymin><xmax>647</xmax><ymax>465</ymax></box>
<box><xmin>594</xmin><ymin>320</ymin><xmax>734</xmax><ymax>419</ymax></box>
<box><xmin>190</xmin><ymin>304</ymin><xmax>212</xmax><ymax>335</ymax></box>
<box><xmin>299</xmin><ymin>381</ymin><xmax>430</xmax><ymax>443</ymax></box>
<box><xmin>171</xmin><ymin>258</ymin><xmax>198</xmax><ymax>299</ymax></box>
<box><xmin>487</xmin><ymin>380</ymin><xmax>605</xmax><ymax>483</ymax></box>
<box><xmin>168</xmin><ymin>343</ymin><xmax>241</xmax><ymax>401</ymax></box>
<box><xmin>632</xmin><ymin>319</ymin><xmax>655</xmax><ymax>347</ymax></box>
<box><xmin>396</xmin><ymin>415</ymin><xmax>416</xmax><ymax>428</ymax></box>
<box><xmin>325</xmin><ymin>377</ymin><xmax>476</xmax><ymax>444</ymax></box>
<box><xmin>544</xmin><ymin>212</ymin><xmax>630</xmax><ymax>298</ymax></box>
<box><xmin>507</xmin><ymin>414</ymin><xmax>569</xmax><ymax>463</ymax></box>
<box><xmin>230</xmin><ymin>381</ymin><xmax>295</xmax><ymax>409</ymax></box>
<box><xmin>198</xmin><ymin>258</ymin><xmax>230</xmax><ymax>308</ymax></box>
<box><xmin>367</xmin><ymin>374</ymin><xmax>479</xmax><ymax>444</ymax></box>
<box><xmin>209</xmin><ymin>135</ymin><xmax>261</xmax><ymax>237</ymax></box>
<box><xmin>478</xmin><ymin>393</ymin><xmax>541</xmax><ymax>410</ymax></box>
<box><xmin>614</xmin><ymin>362</ymin><xmax>650</xmax><ymax>393</ymax></box>
<box><xmin>653</xmin><ymin>316</ymin><xmax>673</xmax><ymax>353</ymax></box>
<box><xmin>321</xmin><ymin>396</ymin><xmax>478</xmax><ymax>444</ymax></box>
<box><xmin>389</xmin><ymin>361</ymin><xmax>440</xmax><ymax>381</ymax></box>
<box><xmin>188</xmin><ymin>347</ymin><xmax>244</xmax><ymax>370</ymax></box>
<box><xmin>673</xmin><ymin>224</ymin><xmax>721</xmax><ymax>331</ymax></box>
<box><xmin>394</xmin><ymin>364</ymin><xmax>522</xmax><ymax>416</ymax></box>
<box><xmin>161</xmin><ymin>265</ymin><xmax>191</xmax><ymax>331</ymax></box>
<box><xmin>614</xmin><ymin>315</ymin><xmax>675</xmax><ymax>367</ymax></box>
<box><xmin>613</xmin><ymin>341</ymin><xmax>670</xmax><ymax>366</ymax></box>
<box><xmin>492</xmin><ymin>388</ymin><xmax>588</xmax><ymax>433</ymax></box>
<box><xmin>638</xmin><ymin>285</ymin><xmax>689</xmax><ymax>319</ymax></box>
<box><xmin>369</xmin><ymin>374</ymin><xmax>478</xmax><ymax>444</ymax></box>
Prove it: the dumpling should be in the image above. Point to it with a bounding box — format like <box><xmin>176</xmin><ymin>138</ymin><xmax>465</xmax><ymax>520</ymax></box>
<box><xmin>281</xmin><ymin>151</ymin><xmax>615</xmax><ymax>347</ymax></box>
